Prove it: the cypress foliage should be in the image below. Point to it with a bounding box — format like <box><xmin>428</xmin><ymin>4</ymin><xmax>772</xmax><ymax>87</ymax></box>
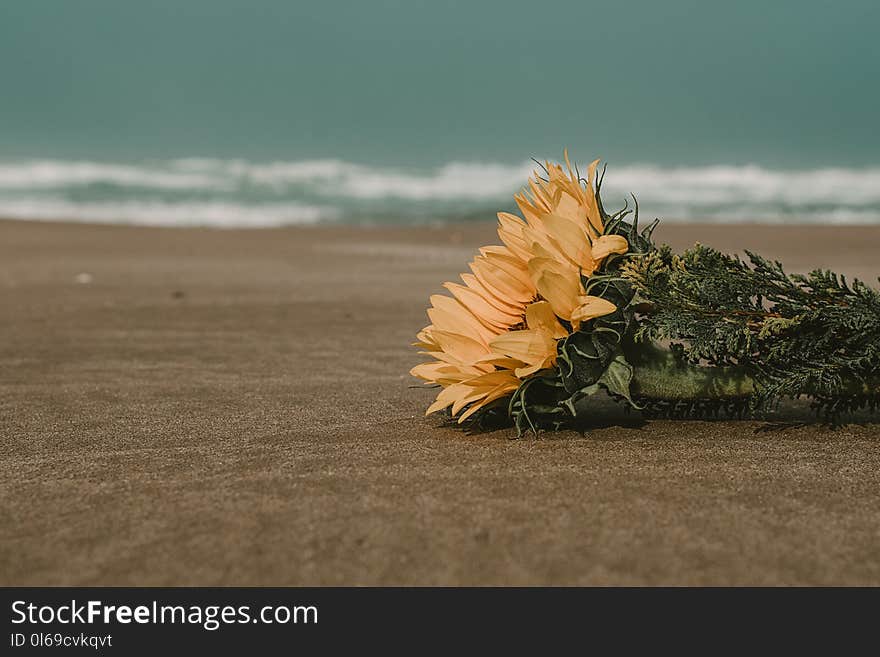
<box><xmin>621</xmin><ymin>244</ymin><xmax>880</xmax><ymax>419</ymax></box>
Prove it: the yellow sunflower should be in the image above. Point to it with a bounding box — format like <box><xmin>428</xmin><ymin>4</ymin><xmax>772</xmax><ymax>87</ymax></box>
<box><xmin>412</xmin><ymin>153</ymin><xmax>629</xmax><ymax>422</ymax></box>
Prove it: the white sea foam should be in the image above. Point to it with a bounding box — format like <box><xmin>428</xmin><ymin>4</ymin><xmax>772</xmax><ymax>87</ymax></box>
<box><xmin>0</xmin><ymin>161</ymin><xmax>226</xmax><ymax>190</ymax></box>
<box><xmin>0</xmin><ymin>157</ymin><xmax>879</xmax><ymax>226</ymax></box>
<box><xmin>171</xmin><ymin>158</ymin><xmax>536</xmax><ymax>199</ymax></box>
<box><xmin>602</xmin><ymin>165</ymin><xmax>880</xmax><ymax>208</ymax></box>
<box><xmin>0</xmin><ymin>198</ymin><xmax>336</xmax><ymax>227</ymax></box>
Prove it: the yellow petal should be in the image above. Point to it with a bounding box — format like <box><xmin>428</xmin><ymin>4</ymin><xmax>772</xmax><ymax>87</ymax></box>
<box><xmin>528</xmin><ymin>177</ymin><xmax>553</xmax><ymax>213</ymax></box>
<box><xmin>478</xmin><ymin>244</ymin><xmax>512</xmax><ymax>257</ymax></box>
<box><xmin>570</xmin><ymin>296</ymin><xmax>617</xmax><ymax>328</ymax></box>
<box><xmin>521</xmin><ymin>225</ymin><xmax>574</xmax><ymax>269</ymax></box>
<box><xmin>461</xmin><ymin>370</ymin><xmax>524</xmax><ymax>388</ymax></box>
<box><xmin>457</xmin><ymin>379</ymin><xmax>519</xmax><ymax>423</ymax></box>
<box><xmin>443</xmin><ymin>370</ymin><xmax>523</xmax><ymax>420</ymax></box>
<box><xmin>527</xmin><ymin>258</ymin><xmax>581</xmax><ymax>320</ymax></box>
<box><xmin>429</xmin><ymin>329</ymin><xmax>490</xmax><ymax>364</ymax></box>
<box><xmin>443</xmin><ymin>282</ymin><xmax>522</xmax><ymax>329</ymax></box>
<box><xmin>428</xmin><ymin>295</ymin><xmax>496</xmax><ymax>345</ymax></box>
<box><xmin>584</xmin><ymin>159</ymin><xmax>604</xmax><ymax>235</ymax></box>
<box><xmin>413</xmin><ymin>356</ymin><xmax>490</xmax><ymax>379</ymax></box>
<box><xmin>489</xmin><ymin>329</ymin><xmax>557</xmax><ymax>366</ymax></box>
<box><xmin>411</xmin><ymin>362</ymin><xmax>478</xmax><ymax>386</ymax></box>
<box><xmin>514</xmin><ymin>192</ymin><xmax>543</xmax><ymax>225</ymax></box>
<box><xmin>524</xmin><ymin>301</ymin><xmax>567</xmax><ymax>339</ymax></box>
<box><xmin>459</xmin><ymin>272</ymin><xmax>527</xmax><ymax>316</ymax></box>
<box><xmin>415</xmin><ymin>326</ymin><xmax>438</xmax><ymax>346</ymax></box>
<box><xmin>563</xmin><ymin>148</ymin><xmax>576</xmax><ymax>182</ymax></box>
<box><xmin>586</xmin><ymin>158</ymin><xmax>599</xmax><ymax>187</ymax></box>
<box><xmin>452</xmin><ymin>386</ymin><xmax>492</xmax><ymax>415</ymax></box>
<box><xmin>591</xmin><ymin>234</ymin><xmax>629</xmax><ymax>263</ymax></box>
<box><xmin>410</xmin><ymin>362</ymin><xmax>443</xmax><ymax>381</ymax></box>
<box><xmin>479</xmin><ymin>248</ymin><xmax>536</xmax><ymax>291</ymax></box>
<box><xmin>473</xmin><ymin>354</ymin><xmax>526</xmax><ymax>369</ymax></box>
<box><xmin>514</xmin><ymin>354</ymin><xmax>555</xmax><ymax>378</ymax></box>
<box><xmin>553</xmin><ymin>191</ymin><xmax>588</xmax><ymax>227</ymax></box>
<box><xmin>496</xmin><ymin>212</ymin><xmax>533</xmax><ymax>262</ymax></box>
<box><xmin>534</xmin><ymin>273</ymin><xmax>578</xmax><ymax>320</ymax></box>
<box><xmin>470</xmin><ymin>256</ymin><xmax>533</xmax><ymax>304</ymax></box>
<box><xmin>540</xmin><ymin>213</ymin><xmax>594</xmax><ymax>271</ymax></box>
<box><xmin>420</xmin><ymin>349</ymin><xmax>494</xmax><ymax>371</ymax></box>
<box><xmin>426</xmin><ymin>383</ymin><xmax>468</xmax><ymax>415</ymax></box>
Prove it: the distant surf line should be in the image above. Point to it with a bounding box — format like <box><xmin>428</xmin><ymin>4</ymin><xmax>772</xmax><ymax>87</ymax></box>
<box><xmin>1</xmin><ymin>158</ymin><xmax>879</xmax><ymax>226</ymax></box>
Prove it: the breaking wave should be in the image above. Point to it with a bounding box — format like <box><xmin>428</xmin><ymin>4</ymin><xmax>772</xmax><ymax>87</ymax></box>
<box><xmin>1</xmin><ymin>158</ymin><xmax>879</xmax><ymax>226</ymax></box>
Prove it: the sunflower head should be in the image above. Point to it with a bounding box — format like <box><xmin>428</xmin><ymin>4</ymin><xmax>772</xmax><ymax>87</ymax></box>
<box><xmin>412</xmin><ymin>153</ymin><xmax>630</xmax><ymax>423</ymax></box>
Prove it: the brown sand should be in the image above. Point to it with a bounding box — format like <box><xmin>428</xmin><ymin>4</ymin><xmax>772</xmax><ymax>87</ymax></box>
<box><xmin>1</xmin><ymin>219</ymin><xmax>879</xmax><ymax>586</ymax></box>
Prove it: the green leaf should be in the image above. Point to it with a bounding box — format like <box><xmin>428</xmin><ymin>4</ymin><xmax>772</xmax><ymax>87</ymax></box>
<box><xmin>561</xmin><ymin>383</ymin><xmax>600</xmax><ymax>416</ymax></box>
<box><xmin>597</xmin><ymin>354</ymin><xmax>637</xmax><ymax>406</ymax></box>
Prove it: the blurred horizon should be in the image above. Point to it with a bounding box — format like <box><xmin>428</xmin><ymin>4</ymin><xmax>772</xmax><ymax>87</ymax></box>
<box><xmin>2</xmin><ymin>0</ymin><xmax>879</xmax><ymax>225</ymax></box>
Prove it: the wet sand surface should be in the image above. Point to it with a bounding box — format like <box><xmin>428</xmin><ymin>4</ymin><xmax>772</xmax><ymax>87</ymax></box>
<box><xmin>1</xmin><ymin>219</ymin><xmax>879</xmax><ymax>585</ymax></box>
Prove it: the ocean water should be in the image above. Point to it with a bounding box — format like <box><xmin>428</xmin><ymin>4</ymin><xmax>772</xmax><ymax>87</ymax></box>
<box><xmin>2</xmin><ymin>158</ymin><xmax>880</xmax><ymax>227</ymax></box>
<box><xmin>2</xmin><ymin>1</ymin><xmax>878</xmax><ymax>227</ymax></box>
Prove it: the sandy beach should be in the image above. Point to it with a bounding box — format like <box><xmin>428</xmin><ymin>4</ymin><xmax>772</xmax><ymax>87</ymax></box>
<box><xmin>1</xmin><ymin>218</ymin><xmax>879</xmax><ymax>586</ymax></box>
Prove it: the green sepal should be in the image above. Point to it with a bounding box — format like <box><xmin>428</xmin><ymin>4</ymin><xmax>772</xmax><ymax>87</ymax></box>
<box><xmin>597</xmin><ymin>354</ymin><xmax>638</xmax><ymax>406</ymax></box>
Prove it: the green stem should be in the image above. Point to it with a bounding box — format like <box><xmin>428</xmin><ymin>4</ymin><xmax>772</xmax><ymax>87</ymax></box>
<box><xmin>629</xmin><ymin>344</ymin><xmax>754</xmax><ymax>400</ymax></box>
<box><xmin>627</xmin><ymin>343</ymin><xmax>878</xmax><ymax>400</ymax></box>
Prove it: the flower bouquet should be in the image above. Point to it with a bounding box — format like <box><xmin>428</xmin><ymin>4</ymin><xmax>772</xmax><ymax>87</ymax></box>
<box><xmin>411</xmin><ymin>154</ymin><xmax>880</xmax><ymax>434</ymax></box>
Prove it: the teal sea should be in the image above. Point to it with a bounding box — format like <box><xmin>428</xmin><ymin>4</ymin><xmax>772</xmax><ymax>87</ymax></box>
<box><xmin>2</xmin><ymin>1</ymin><xmax>878</xmax><ymax>226</ymax></box>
